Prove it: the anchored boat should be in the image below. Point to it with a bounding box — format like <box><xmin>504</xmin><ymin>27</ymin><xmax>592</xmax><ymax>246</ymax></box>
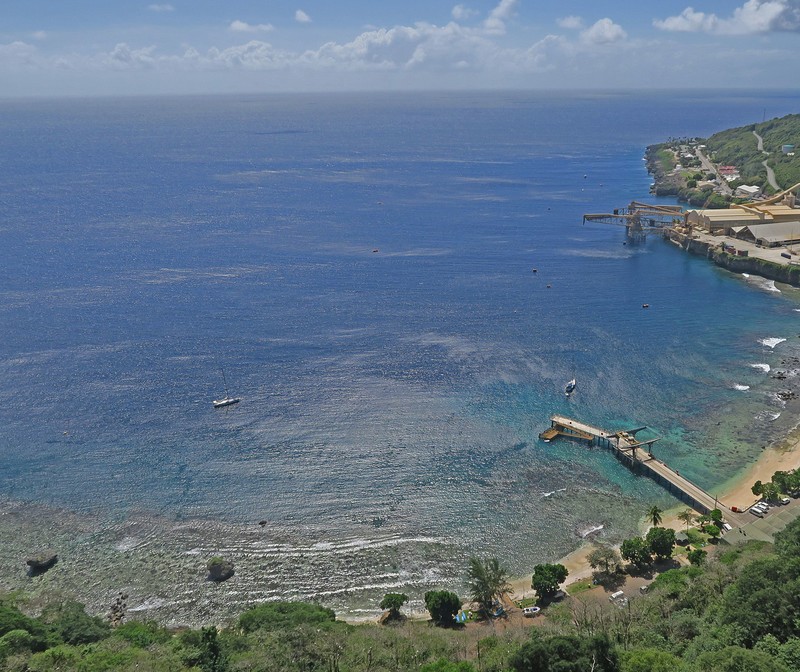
<box><xmin>213</xmin><ymin>368</ymin><xmax>241</xmax><ymax>408</ymax></box>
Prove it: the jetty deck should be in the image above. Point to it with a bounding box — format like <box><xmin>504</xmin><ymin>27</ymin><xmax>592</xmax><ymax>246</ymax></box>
<box><xmin>541</xmin><ymin>415</ymin><xmax>750</xmax><ymax>527</ymax></box>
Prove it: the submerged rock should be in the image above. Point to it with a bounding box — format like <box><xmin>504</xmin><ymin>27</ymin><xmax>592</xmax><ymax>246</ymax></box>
<box><xmin>26</xmin><ymin>550</ymin><xmax>58</xmax><ymax>575</ymax></box>
<box><xmin>207</xmin><ymin>557</ymin><xmax>234</xmax><ymax>582</ymax></box>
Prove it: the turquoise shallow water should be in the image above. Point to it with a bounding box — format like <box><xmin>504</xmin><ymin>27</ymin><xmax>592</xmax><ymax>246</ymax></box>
<box><xmin>2</xmin><ymin>90</ymin><xmax>800</xmax><ymax>611</ymax></box>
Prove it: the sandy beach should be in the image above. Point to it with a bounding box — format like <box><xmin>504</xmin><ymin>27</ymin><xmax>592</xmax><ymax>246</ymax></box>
<box><xmin>503</xmin><ymin>422</ymin><xmax>800</xmax><ymax>603</ymax></box>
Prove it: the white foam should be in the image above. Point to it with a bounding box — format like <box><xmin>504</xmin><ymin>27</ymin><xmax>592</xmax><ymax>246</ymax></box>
<box><xmin>751</xmin><ymin>363</ymin><xmax>771</xmax><ymax>373</ymax></box>
<box><xmin>760</xmin><ymin>337</ymin><xmax>787</xmax><ymax>349</ymax></box>
<box><xmin>542</xmin><ymin>487</ymin><xmax>567</xmax><ymax>498</ymax></box>
<box><xmin>756</xmin><ymin>410</ymin><xmax>782</xmax><ymax>422</ymax></box>
<box><xmin>115</xmin><ymin>536</ymin><xmax>144</xmax><ymax>552</ymax></box>
<box><xmin>580</xmin><ymin>524</ymin><xmax>604</xmax><ymax>538</ymax></box>
<box><xmin>744</xmin><ymin>275</ymin><xmax>782</xmax><ymax>293</ymax></box>
<box><xmin>733</xmin><ymin>384</ymin><xmax>750</xmax><ymax>391</ymax></box>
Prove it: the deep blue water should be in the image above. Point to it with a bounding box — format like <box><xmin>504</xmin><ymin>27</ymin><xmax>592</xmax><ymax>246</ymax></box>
<box><xmin>2</xmin><ymin>90</ymin><xmax>800</xmax><ymax>606</ymax></box>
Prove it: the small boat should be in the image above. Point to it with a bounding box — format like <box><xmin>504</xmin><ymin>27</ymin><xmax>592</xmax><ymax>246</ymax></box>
<box><xmin>213</xmin><ymin>368</ymin><xmax>241</xmax><ymax>408</ymax></box>
<box><xmin>564</xmin><ymin>378</ymin><xmax>576</xmax><ymax>396</ymax></box>
<box><xmin>213</xmin><ymin>396</ymin><xmax>241</xmax><ymax>409</ymax></box>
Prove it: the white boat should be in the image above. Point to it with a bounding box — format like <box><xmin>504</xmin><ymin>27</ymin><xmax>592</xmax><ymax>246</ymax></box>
<box><xmin>564</xmin><ymin>378</ymin><xmax>576</xmax><ymax>396</ymax></box>
<box><xmin>213</xmin><ymin>368</ymin><xmax>241</xmax><ymax>408</ymax></box>
<box><xmin>213</xmin><ymin>396</ymin><xmax>241</xmax><ymax>408</ymax></box>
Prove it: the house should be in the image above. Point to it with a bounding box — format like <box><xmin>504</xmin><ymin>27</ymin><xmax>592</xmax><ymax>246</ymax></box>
<box><xmin>735</xmin><ymin>184</ymin><xmax>761</xmax><ymax>199</ymax></box>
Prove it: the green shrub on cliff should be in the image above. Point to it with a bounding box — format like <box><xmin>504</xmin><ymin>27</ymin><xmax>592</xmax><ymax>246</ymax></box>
<box><xmin>238</xmin><ymin>602</ymin><xmax>336</xmax><ymax>633</ymax></box>
<box><xmin>40</xmin><ymin>600</ymin><xmax>110</xmax><ymax>645</ymax></box>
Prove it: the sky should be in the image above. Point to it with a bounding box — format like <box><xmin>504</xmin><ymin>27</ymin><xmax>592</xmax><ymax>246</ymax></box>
<box><xmin>2</xmin><ymin>0</ymin><xmax>800</xmax><ymax>97</ymax></box>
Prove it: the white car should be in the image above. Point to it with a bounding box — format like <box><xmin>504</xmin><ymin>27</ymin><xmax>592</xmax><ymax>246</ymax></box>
<box><xmin>522</xmin><ymin>606</ymin><xmax>541</xmax><ymax>617</ymax></box>
<box><xmin>781</xmin><ymin>497</ymin><xmax>791</xmax><ymax>505</ymax></box>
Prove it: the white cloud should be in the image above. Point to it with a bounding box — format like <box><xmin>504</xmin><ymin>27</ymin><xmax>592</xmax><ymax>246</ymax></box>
<box><xmin>229</xmin><ymin>20</ymin><xmax>274</xmax><ymax>33</ymax></box>
<box><xmin>654</xmin><ymin>1</ymin><xmax>799</xmax><ymax>35</ymax></box>
<box><xmin>580</xmin><ymin>18</ymin><xmax>627</xmax><ymax>44</ymax></box>
<box><xmin>452</xmin><ymin>4</ymin><xmax>478</xmax><ymax>21</ymax></box>
<box><xmin>31</xmin><ymin>31</ymin><xmax>47</xmax><ymax>40</ymax></box>
<box><xmin>206</xmin><ymin>41</ymin><xmax>285</xmax><ymax>69</ymax></box>
<box><xmin>148</xmin><ymin>3</ymin><xmax>174</xmax><ymax>12</ymax></box>
<box><xmin>0</xmin><ymin>41</ymin><xmax>38</xmax><ymax>67</ymax></box>
<box><xmin>105</xmin><ymin>43</ymin><xmax>157</xmax><ymax>68</ymax></box>
<box><xmin>295</xmin><ymin>10</ymin><xmax>312</xmax><ymax>23</ymax></box>
<box><xmin>557</xmin><ymin>16</ymin><xmax>584</xmax><ymax>30</ymax></box>
<box><xmin>483</xmin><ymin>0</ymin><xmax>518</xmax><ymax>35</ymax></box>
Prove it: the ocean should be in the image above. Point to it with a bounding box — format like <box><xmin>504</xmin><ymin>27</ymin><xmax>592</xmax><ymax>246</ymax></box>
<box><xmin>2</xmin><ymin>90</ymin><xmax>800</xmax><ymax>620</ymax></box>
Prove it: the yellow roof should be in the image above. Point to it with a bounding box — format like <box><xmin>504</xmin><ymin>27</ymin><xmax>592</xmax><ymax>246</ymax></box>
<box><xmin>696</xmin><ymin>209</ymin><xmax>771</xmax><ymax>221</ymax></box>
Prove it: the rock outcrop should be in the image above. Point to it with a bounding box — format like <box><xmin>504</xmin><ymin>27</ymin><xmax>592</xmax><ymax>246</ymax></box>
<box><xmin>26</xmin><ymin>550</ymin><xmax>58</xmax><ymax>575</ymax></box>
<box><xmin>207</xmin><ymin>557</ymin><xmax>234</xmax><ymax>582</ymax></box>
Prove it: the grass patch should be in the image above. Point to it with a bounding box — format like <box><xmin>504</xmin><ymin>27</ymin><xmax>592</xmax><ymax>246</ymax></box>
<box><xmin>567</xmin><ymin>581</ymin><xmax>594</xmax><ymax>596</ymax></box>
<box><xmin>515</xmin><ymin>597</ymin><xmax>537</xmax><ymax>609</ymax></box>
<box><xmin>656</xmin><ymin>148</ymin><xmax>676</xmax><ymax>173</ymax></box>
<box><xmin>718</xmin><ymin>541</ymin><xmax>771</xmax><ymax>565</ymax></box>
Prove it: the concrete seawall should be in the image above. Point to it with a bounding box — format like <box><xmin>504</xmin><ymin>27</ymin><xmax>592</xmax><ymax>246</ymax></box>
<box><xmin>669</xmin><ymin>231</ymin><xmax>800</xmax><ymax>287</ymax></box>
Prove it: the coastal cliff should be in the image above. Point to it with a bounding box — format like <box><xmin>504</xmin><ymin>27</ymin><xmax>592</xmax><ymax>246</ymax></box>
<box><xmin>669</xmin><ymin>231</ymin><xmax>800</xmax><ymax>286</ymax></box>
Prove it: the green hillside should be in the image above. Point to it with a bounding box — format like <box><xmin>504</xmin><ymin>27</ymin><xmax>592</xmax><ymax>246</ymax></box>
<box><xmin>707</xmin><ymin>113</ymin><xmax>800</xmax><ymax>190</ymax></box>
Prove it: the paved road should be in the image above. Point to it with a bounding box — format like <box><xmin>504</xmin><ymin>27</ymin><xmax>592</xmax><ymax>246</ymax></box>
<box><xmin>696</xmin><ymin>147</ymin><xmax>732</xmax><ymax>196</ymax></box>
<box><xmin>753</xmin><ymin>130</ymin><xmax>780</xmax><ymax>190</ymax></box>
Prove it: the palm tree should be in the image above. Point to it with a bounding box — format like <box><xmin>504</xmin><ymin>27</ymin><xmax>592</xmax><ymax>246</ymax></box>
<box><xmin>466</xmin><ymin>557</ymin><xmax>511</xmax><ymax>614</ymax></box>
<box><xmin>647</xmin><ymin>505</ymin><xmax>663</xmax><ymax>528</ymax></box>
<box><xmin>677</xmin><ymin>509</ymin><xmax>695</xmax><ymax>532</ymax></box>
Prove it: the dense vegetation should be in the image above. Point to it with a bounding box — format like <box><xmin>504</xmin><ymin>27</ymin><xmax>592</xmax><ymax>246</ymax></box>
<box><xmin>1</xmin><ymin>518</ymin><xmax>800</xmax><ymax>671</ymax></box>
<box><xmin>707</xmin><ymin>113</ymin><xmax>800</xmax><ymax>190</ymax></box>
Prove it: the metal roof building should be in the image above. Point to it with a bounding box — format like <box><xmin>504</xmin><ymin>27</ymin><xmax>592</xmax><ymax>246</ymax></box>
<box><xmin>730</xmin><ymin>220</ymin><xmax>800</xmax><ymax>247</ymax></box>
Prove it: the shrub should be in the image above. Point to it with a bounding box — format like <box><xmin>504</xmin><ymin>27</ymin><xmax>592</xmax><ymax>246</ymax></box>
<box><xmin>424</xmin><ymin>591</ymin><xmax>462</xmax><ymax>626</ymax></box>
<box><xmin>40</xmin><ymin>600</ymin><xmax>110</xmax><ymax>645</ymax></box>
<box><xmin>113</xmin><ymin>620</ymin><xmax>171</xmax><ymax>648</ymax></box>
<box><xmin>238</xmin><ymin>602</ymin><xmax>335</xmax><ymax>633</ymax></box>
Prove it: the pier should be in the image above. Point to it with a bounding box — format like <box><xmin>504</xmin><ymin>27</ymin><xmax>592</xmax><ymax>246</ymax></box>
<box><xmin>583</xmin><ymin>202</ymin><xmax>684</xmax><ymax>241</ymax></box>
<box><xmin>540</xmin><ymin>415</ymin><xmax>749</xmax><ymax>526</ymax></box>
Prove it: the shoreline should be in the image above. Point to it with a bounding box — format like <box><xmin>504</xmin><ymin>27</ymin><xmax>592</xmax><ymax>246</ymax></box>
<box><xmin>4</xmin><ymin>419</ymin><xmax>799</xmax><ymax>627</ymax></box>
<box><xmin>3</xmin><ymin>354</ymin><xmax>800</xmax><ymax>626</ymax></box>
<box><xmin>515</xmin><ymin>419</ymin><xmax>800</xmax><ymax>604</ymax></box>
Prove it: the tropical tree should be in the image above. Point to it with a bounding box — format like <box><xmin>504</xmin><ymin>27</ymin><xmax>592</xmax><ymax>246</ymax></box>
<box><xmin>677</xmin><ymin>509</ymin><xmax>695</xmax><ymax>532</ymax></box>
<box><xmin>510</xmin><ymin>634</ymin><xmax>619</xmax><ymax>672</ymax></box>
<box><xmin>587</xmin><ymin>546</ymin><xmax>621</xmax><ymax>575</ymax></box>
<box><xmin>531</xmin><ymin>564</ymin><xmax>569</xmax><ymax>601</ymax></box>
<box><xmin>621</xmin><ymin>537</ymin><xmax>652</xmax><ymax>569</ymax></box>
<box><xmin>646</xmin><ymin>505</ymin><xmax>663</xmax><ymax>528</ymax></box>
<box><xmin>646</xmin><ymin>527</ymin><xmax>676</xmax><ymax>560</ymax></box>
<box><xmin>466</xmin><ymin>558</ymin><xmax>510</xmax><ymax>614</ymax></box>
<box><xmin>687</xmin><ymin>549</ymin><xmax>707</xmax><ymax>566</ymax></box>
<box><xmin>706</xmin><ymin>524</ymin><xmax>721</xmax><ymax>543</ymax></box>
<box><xmin>424</xmin><ymin>591</ymin><xmax>462</xmax><ymax>627</ymax></box>
<box><xmin>761</xmin><ymin>482</ymin><xmax>781</xmax><ymax>502</ymax></box>
<box><xmin>379</xmin><ymin>593</ymin><xmax>408</xmax><ymax>621</ymax></box>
